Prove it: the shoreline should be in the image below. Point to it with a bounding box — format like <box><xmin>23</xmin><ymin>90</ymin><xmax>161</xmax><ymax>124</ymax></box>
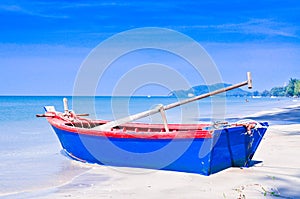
<box><xmin>0</xmin><ymin>161</ymin><xmax>92</xmax><ymax>199</ymax></box>
<box><xmin>2</xmin><ymin>101</ymin><xmax>300</xmax><ymax>199</ymax></box>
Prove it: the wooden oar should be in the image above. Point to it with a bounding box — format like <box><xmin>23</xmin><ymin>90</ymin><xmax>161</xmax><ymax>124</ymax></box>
<box><xmin>95</xmin><ymin>72</ymin><xmax>252</xmax><ymax>131</ymax></box>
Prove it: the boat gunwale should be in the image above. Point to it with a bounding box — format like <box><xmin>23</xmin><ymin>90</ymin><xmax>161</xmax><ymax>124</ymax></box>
<box><xmin>47</xmin><ymin>114</ymin><xmax>215</xmax><ymax>139</ymax></box>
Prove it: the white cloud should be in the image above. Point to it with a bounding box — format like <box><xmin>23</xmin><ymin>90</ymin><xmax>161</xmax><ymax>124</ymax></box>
<box><xmin>176</xmin><ymin>18</ymin><xmax>299</xmax><ymax>39</ymax></box>
<box><xmin>0</xmin><ymin>3</ymin><xmax>68</xmax><ymax>18</ymax></box>
<box><xmin>222</xmin><ymin>18</ymin><xmax>298</xmax><ymax>38</ymax></box>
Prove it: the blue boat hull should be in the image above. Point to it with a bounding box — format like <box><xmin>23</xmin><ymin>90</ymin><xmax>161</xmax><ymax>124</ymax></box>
<box><xmin>51</xmin><ymin>123</ymin><xmax>268</xmax><ymax>175</ymax></box>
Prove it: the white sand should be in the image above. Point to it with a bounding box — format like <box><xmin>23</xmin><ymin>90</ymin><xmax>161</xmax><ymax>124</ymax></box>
<box><xmin>33</xmin><ymin>124</ymin><xmax>300</xmax><ymax>199</ymax></box>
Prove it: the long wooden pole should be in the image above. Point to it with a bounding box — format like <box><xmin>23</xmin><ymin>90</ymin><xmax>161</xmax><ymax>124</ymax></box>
<box><xmin>95</xmin><ymin>72</ymin><xmax>252</xmax><ymax>131</ymax></box>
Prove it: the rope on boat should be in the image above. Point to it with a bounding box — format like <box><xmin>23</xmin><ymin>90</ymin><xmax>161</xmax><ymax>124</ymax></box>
<box><xmin>212</xmin><ymin>121</ymin><xmax>229</xmax><ymax>129</ymax></box>
<box><xmin>234</xmin><ymin>119</ymin><xmax>267</xmax><ymax>167</ymax></box>
<box><xmin>235</xmin><ymin>119</ymin><xmax>267</xmax><ymax>136</ymax></box>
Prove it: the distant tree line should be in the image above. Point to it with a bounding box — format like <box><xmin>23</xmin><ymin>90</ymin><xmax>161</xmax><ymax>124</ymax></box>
<box><xmin>253</xmin><ymin>78</ymin><xmax>300</xmax><ymax>97</ymax></box>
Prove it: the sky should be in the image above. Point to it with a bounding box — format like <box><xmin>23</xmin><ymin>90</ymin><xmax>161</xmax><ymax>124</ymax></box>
<box><xmin>0</xmin><ymin>0</ymin><xmax>300</xmax><ymax>95</ymax></box>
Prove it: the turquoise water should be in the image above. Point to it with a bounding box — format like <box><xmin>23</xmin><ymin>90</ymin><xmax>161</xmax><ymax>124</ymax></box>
<box><xmin>0</xmin><ymin>96</ymin><xmax>298</xmax><ymax>196</ymax></box>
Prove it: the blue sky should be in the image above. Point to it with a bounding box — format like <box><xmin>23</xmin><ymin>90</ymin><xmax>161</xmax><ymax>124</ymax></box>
<box><xmin>1</xmin><ymin>0</ymin><xmax>300</xmax><ymax>95</ymax></box>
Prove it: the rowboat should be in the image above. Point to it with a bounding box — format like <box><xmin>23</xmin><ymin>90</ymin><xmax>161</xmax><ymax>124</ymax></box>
<box><xmin>37</xmin><ymin>72</ymin><xmax>268</xmax><ymax>175</ymax></box>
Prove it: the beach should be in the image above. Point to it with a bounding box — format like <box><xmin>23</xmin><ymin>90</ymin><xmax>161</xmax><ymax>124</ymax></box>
<box><xmin>36</xmin><ymin>126</ymin><xmax>300</xmax><ymax>198</ymax></box>
<box><xmin>1</xmin><ymin>97</ymin><xmax>300</xmax><ymax>199</ymax></box>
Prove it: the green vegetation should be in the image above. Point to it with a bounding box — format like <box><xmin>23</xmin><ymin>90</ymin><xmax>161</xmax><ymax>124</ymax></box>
<box><xmin>254</xmin><ymin>78</ymin><xmax>300</xmax><ymax>97</ymax></box>
<box><xmin>170</xmin><ymin>78</ymin><xmax>300</xmax><ymax>98</ymax></box>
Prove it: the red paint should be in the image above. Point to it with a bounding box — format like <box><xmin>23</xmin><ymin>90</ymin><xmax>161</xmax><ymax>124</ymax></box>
<box><xmin>47</xmin><ymin>112</ymin><xmax>213</xmax><ymax>139</ymax></box>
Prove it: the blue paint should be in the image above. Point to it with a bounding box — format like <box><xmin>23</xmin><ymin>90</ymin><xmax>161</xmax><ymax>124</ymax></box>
<box><xmin>51</xmin><ymin>122</ymin><xmax>268</xmax><ymax>175</ymax></box>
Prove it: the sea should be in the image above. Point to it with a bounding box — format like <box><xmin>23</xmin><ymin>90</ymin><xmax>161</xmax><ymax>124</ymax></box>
<box><xmin>0</xmin><ymin>95</ymin><xmax>299</xmax><ymax>198</ymax></box>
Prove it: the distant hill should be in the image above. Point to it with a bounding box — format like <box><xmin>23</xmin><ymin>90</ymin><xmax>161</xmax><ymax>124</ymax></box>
<box><xmin>169</xmin><ymin>83</ymin><xmax>252</xmax><ymax>97</ymax></box>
